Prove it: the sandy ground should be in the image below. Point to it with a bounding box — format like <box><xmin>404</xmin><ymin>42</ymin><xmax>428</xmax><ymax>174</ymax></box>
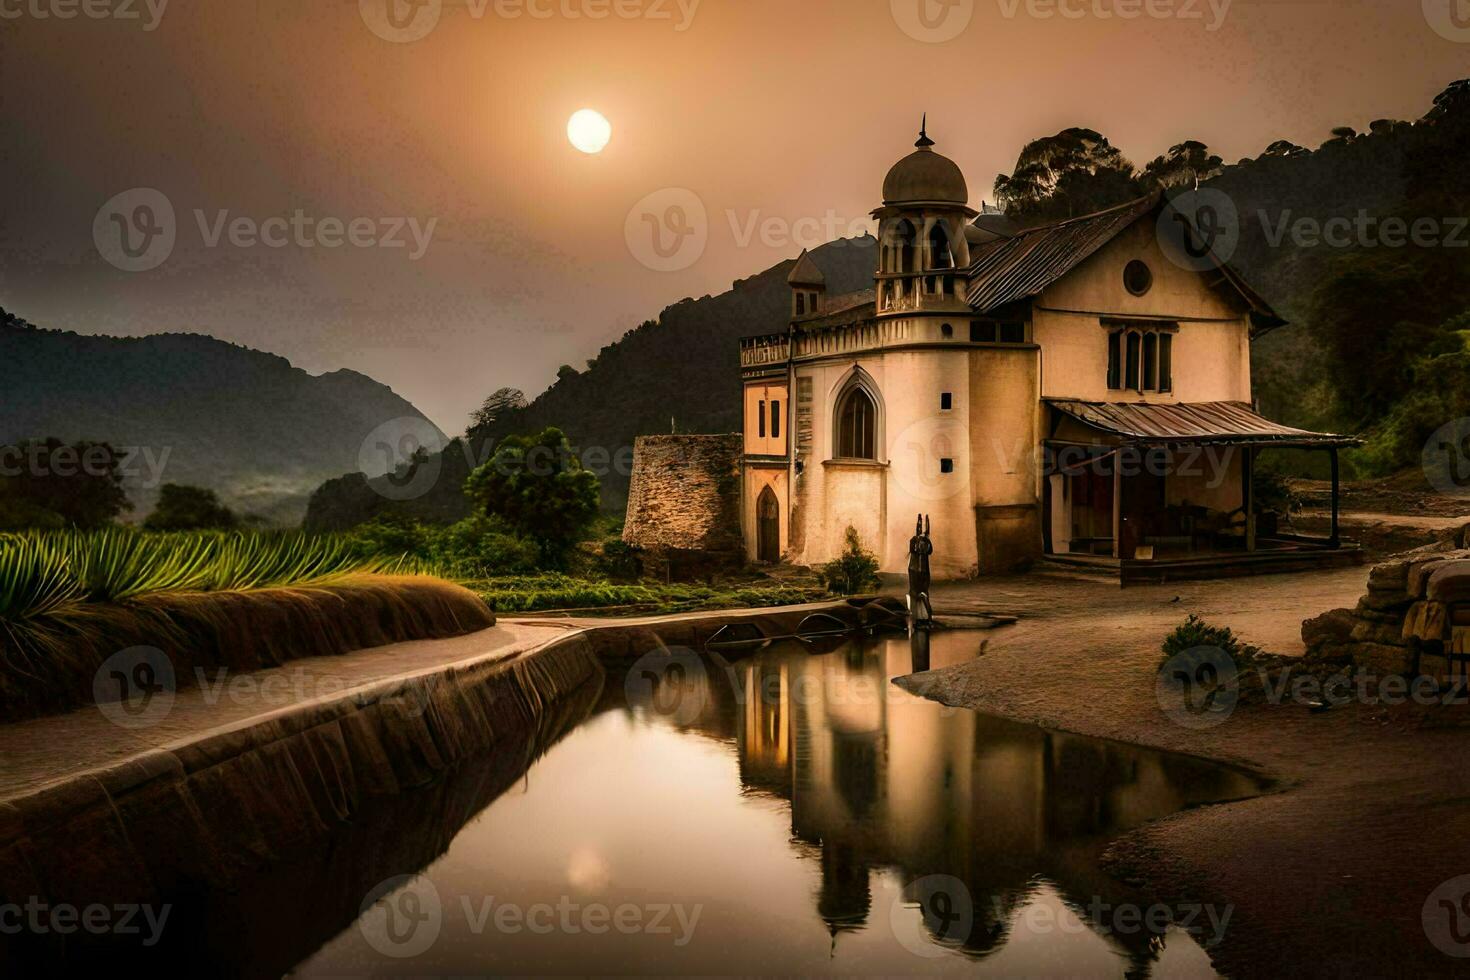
<box><xmin>904</xmin><ymin>566</ymin><xmax>1470</xmax><ymax>978</ymax></box>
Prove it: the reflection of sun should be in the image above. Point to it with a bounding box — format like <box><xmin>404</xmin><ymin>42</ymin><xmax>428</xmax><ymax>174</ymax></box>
<box><xmin>567</xmin><ymin>109</ymin><xmax>611</xmax><ymax>154</ymax></box>
<box><xmin>567</xmin><ymin>847</ymin><xmax>611</xmax><ymax>892</ymax></box>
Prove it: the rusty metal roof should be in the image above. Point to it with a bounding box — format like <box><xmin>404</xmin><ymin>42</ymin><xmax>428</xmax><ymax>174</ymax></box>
<box><xmin>966</xmin><ymin>195</ymin><xmax>1158</xmax><ymax>312</ymax></box>
<box><xmin>1047</xmin><ymin>399</ymin><xmax>1360</xmax><ymax>447</ymax></box>
<box><xmin>965</xmin><ymin>193</ymin><xmax>1284</xmax><ymax>331</ymax></box>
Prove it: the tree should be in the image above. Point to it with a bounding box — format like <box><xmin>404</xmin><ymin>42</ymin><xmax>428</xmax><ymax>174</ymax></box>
<box><xmin>994</xmin><ymin>128</ymin><xmax>1143</xmax><ymax>226</ymax></box>
<box><xmin>1260</xmin><ymin>139</ymin><xmax>1309</xmax><ymax>159</ymax></box>
<box><xmin>1307</xmin><ymin>254</ymin><xmax>1460</xmax><ymax>426</ymax></box>
<box><xmin>1142</xmin><ymin>141</ymin><xmax>1224</xmax><ymax>189</ymax></box>
<box><xmin>467</xmin><ymin>387</ymin><xmax>527</xmax><ymax>435</ymax></box>
<box><xmin>463</xmin><ymin>427</ymin><xmax>600</xmax><ymax>567</ymax></box>
<box><xmin>1425</xmin><ymin>78</ymin><xmax>1470</xmax><ymax>121</ymax></box>
<box><xmin>144</xmin><ymin>483</ymin><xmax>238</xmax><ymax>530</ymax></box>
<box><xmin>0</xmin><ymin>439</ymin><xmax>129</xmax><ymax>528</ymax></box>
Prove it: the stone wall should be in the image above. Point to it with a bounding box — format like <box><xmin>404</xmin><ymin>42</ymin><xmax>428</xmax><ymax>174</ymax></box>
<box><xmin>1302</xmin><ymin>527</ymin><xmax>1470</xmax><ymax>680</ymax></box>
<box><xmin>622</xmin><ymin>434</ymin><xmax>744</xmax><ymax>563</ymax></box>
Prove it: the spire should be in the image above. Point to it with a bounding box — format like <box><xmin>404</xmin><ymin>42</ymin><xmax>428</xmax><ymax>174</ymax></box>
<box><xmin>915</xmin><ymin>113</ymin><xmax>935</xmax><ymax>149</ymax></box>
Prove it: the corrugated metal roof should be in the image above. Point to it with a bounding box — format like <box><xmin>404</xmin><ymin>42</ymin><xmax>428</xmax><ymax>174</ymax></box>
<box><xmin>966</xmin><ymin>196</ymin><xmax>1158</xmax><ymax>312</ymax></box>
<box><xmin>1048</xmin><ymin>399</ymin><xmax>1360</xmax><ymax>447</ymax></box>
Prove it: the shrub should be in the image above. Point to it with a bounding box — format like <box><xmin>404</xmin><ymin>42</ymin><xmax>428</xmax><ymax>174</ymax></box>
<box><xmin>595</xmin><ymin>537</ymin><xmax>644</xmax><ymax>582</ymax></box>
<box><xmin>1159</xmin><ymin>613</ymin><xmax>1243</xmax><ymax>668</ymax></box>
<box><xmin>819</xmin><ymin>526</ymin><xmax>880</xmax><ymax>595</ymax></box>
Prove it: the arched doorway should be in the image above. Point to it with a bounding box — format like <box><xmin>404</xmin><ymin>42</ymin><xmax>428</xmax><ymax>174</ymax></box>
<box><xmin>757</xmin><ymin>486</ymin><xmax>780</xmax><ymax>563</ymax></box>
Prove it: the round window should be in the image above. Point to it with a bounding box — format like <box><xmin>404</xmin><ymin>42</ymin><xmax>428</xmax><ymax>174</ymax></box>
<box><xmin>1124</xmin><ymin>260</ymin><xmax>1153</xmax><ymax>296</ymax></box>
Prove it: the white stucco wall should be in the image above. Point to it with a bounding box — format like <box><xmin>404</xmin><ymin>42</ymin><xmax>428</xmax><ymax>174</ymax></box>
<box><xmin>1034</xmin><ymin>220</ymin><xmax>1253</xmax><ymax>404</ymax></box>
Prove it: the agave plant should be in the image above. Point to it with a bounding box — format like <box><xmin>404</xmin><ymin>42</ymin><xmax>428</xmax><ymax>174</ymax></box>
<box><xmin>0</xmin><ymin>533</ymin><xmax>82</xmax><ymax>622</ymax></box>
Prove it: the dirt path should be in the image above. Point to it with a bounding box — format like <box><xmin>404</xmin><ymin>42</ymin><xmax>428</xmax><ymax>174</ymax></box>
<box><xmin>906</xmin><ymin>567</ymin><xmax>1470</xmax><ymax>978</ymax></box>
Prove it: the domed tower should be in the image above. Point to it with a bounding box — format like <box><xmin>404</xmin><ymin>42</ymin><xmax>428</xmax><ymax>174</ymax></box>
<box><xmin>872</xmin><ymin>118</ymin><xmax>977</xmax><ymax>317</ymax></box>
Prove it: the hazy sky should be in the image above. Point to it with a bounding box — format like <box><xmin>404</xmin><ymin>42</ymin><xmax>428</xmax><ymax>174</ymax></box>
<box><xmin>1</xmin><ymin>0</ymin><xmax>1465</xmax><ymax>431</ymax></box>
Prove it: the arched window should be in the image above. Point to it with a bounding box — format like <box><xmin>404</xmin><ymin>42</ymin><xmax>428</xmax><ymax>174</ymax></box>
<box><xmin>837</xmin><ymin>386</ymin><xmax>877</xmax><ymax>460</ymax></box>
<box><xmin>885</xmin><ymin>219</ymin><xmax>918</xmax><ymax>274</ymax></box>
<box><xmin>927</xmin><ymin>221</ymin><xmax>954</xmax><ymax>270</ymax></box>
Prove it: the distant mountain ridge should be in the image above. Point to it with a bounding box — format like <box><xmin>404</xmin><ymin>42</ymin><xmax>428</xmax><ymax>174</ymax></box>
<box><xmin>1</xmin><ymin>313</ymin><xmax>444</xmax><ymax>524</ymax></box>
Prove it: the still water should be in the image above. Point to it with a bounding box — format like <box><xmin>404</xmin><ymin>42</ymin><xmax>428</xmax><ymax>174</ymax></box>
<box><xmin>294</xmin><ymin>631</ymin><xmax>1262</xmax><ymax>977</ymax></box>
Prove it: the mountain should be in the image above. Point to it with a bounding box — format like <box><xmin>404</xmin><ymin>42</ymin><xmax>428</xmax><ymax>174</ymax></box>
<box><xmin>1</xmin><ymin>312</ymin><xmax>444</xmax><ymax>525</ymax></box>
<box><xmin>302</xmin><ymin>237</ymin><xmax>878</xmax><ymax>529</ymax></box>
<box><xmin>303</xmin><ymin>80</ymin><xmax>1470</xmax><ymax>528</ymax></box>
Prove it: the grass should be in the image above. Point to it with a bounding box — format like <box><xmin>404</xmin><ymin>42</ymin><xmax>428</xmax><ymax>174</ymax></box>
<box><xmin>465</xmin><ymin>573</ymin><xmax>829</xmax><ymax>614</ymax></box>
<box><xmin>0</xmin><ymin>529</ymin><xmax>492</xmax><ymax>720</ymax></box>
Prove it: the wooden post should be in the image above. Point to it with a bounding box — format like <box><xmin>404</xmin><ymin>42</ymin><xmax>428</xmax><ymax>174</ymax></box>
<box><xmin>1329</xmin><ymin>447</ymin><xmax>1341</xmax><ymax>549</ymax></box>
<box><xmin>1112</xmin><ymin>451</ymin><xmax>1123</xmax><ymax>559</ymax></box>
<box><xmin>1242</xmin><ymin>446</ymin><xmax>1257</xmax><ymax>552</ymax></box>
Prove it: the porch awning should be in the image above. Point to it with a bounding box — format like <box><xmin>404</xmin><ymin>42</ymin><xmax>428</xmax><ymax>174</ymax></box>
<box><xmin>1046</xmin><ymin>400</ymin><xmax>1360</xmax><ymax>448</ymax></box>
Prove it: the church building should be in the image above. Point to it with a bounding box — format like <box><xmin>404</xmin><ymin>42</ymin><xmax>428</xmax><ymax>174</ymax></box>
<box><xmin>739</xmin><ymin>123</ymin><xmax>1358</xmax><ymax>582</ymax></box>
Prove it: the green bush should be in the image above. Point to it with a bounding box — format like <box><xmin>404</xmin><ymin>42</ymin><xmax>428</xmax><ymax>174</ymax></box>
<box><xmin>818</xmin><ymin>526</ymin><xmax>881</xmax><ymax>595</ymax></box>
<box><xmin>342</xmin><ymin>513</ymin><xmax>539</xmax><ymax>578</ymax></box>
<box><xmin>1159</xmin><ymin>614</ymin><xmax>1243</xmax><ymax>668</ymax></box>
<box><xmin>595</xmin><ymin>538</ymin><xmax>644</xmax><ymax>581</ymax></box>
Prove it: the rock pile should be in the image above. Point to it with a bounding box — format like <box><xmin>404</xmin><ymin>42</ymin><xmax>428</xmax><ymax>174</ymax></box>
<box><xmin>1302</xmin><ymin>534</ymin><xmax>1470</xmax><ymax>681</ymax></box>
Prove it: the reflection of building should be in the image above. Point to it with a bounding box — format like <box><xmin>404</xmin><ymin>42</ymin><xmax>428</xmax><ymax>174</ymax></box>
<box><xmin>737</xmin><ymin>123</ymin><xmax>1357</xmax><ymax>579</ymax></box>
<box><xmin>713</xmin><ymin>637</ymin><xmax>1259</xmax><ymax>968</ymax></box>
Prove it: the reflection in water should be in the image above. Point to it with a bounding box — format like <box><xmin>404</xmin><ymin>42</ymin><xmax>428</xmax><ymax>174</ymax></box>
<box><xmin>730</xmin><ymin>632</ymin><xmax>1257</xmax><ymax>973</ymax></box>
<box><xmin>291</xmin><ymin>631</ymin><xmax>1260</xmax><ymax>977</ymax></box>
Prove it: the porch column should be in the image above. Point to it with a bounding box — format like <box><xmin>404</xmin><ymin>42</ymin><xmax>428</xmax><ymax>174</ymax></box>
<box><xmin>1329</xmin><ymin>447</ymin><xmax>1341</xmax><ymax>549</ymax></box>
<box><xmin>1242</xmin><ymin>445</ymin><xmax>1257</xmax><ymax>552</ymax></box>
<box><xmin>1112</xmin><ymin>455</ymin><xmax>1123</xmax><ymax>559</ymax></box>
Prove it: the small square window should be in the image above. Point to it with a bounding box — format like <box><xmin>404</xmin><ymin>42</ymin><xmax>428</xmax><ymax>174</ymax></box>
<box><xmin>940</xmin><ymin>458</ymin><xmax>954</xmax><ymax>474</ymax></box>
<box><xmin>940</xmin><ymin>392</ymin><xmax>953</xmax><ymax>411</ymax></box>
<box><xmin>1000</xmin><ymin>322</ymin><xmax>1025</xmax><ymax>344</ymax></box>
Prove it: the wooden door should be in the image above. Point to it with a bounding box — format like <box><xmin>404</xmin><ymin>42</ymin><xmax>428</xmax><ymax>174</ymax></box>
<box><xmin>757</xmin><ymin>487</ymin><xmax>780</xmax><ymax>563</ymax></box>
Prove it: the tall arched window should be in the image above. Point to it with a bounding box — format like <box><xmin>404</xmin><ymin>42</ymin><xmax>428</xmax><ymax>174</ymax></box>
<box><xmin>927</xmin><ymin>221</ymin><xmax>953</xmax><ymax>270</ymax></box>
<box><xmin>837</xmin><ymin>387</ymin><xmax>877</xmax><ymax>460</ymax></box>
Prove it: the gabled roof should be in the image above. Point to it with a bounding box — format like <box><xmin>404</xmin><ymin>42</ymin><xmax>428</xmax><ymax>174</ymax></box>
<box><xmin>787</xmin><ymin>249</ymin><xmax>826</xmax><ymax>286</ymax></box>
<box><xmin>1047</xmin><ymin>399</ymin><xmax>1359</xmax><ymax>447</ymax></box>
<box><xmin>965</xmin><ymin>193</ymin><xmax>1284</xmax><ymax>331</ymax></box>
<box><xmin>966</xmin><ymin>195</ymin><xmax>1158</xmax><ymax>312</ymax></box>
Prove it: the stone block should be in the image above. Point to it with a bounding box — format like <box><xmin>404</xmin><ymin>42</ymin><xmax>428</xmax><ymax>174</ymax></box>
<box><xmin>1302</xmin><ymin>607</ymin><xmax>1356</xmax><ymax>650</ymax></box>
<box><xmin>1351</xmin><ymin>642</ymin><xmax>1414</xmax><ymax>676</ymax></box>
<box><xmin>1427</xmin><ymin>561</ymin><xmax>1470</xmax><ymax>603</ymax></box>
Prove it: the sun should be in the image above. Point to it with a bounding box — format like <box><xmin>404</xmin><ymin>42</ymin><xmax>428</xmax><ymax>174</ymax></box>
<box><xmin>567</xmin><ymin>109</ymin><xmax>611</xmax><ymax>155</ymax></box>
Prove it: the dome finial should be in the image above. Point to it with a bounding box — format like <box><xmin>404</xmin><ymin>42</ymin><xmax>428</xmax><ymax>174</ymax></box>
<box><xmin>915</xmin><ymin>113</ymin><xmax>934</xmax><ymax>149</ymax></box>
